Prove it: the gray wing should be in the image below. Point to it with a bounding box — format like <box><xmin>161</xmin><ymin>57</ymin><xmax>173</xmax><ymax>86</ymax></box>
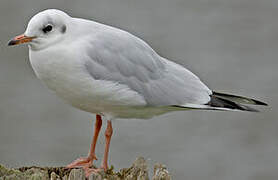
<box><xmin>83</xmin><ymin>24</ymin><xmax>212</xmax><ymax>106</ymax></box>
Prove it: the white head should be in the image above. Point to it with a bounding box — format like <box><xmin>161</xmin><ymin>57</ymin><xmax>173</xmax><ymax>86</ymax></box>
<box><xmin>8</xmin><ymin>9</ymin><xmax>70</xmax><ymax>50</ymax></box>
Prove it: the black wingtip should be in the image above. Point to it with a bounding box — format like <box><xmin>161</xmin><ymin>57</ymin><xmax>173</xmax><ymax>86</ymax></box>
<box><xmin>252</xmin><ymin>99</ymin><xmax>268</xmax><ymax>106</ymax></box>
<box><xmin>207</xmin><ymin>95</ymin><xmax>260</xmax><ymax>112</ymax></box>
<box><xmin>212</xmin><ymin>92</ymin><xmax>268</xmax><ymax>106</ymax></box>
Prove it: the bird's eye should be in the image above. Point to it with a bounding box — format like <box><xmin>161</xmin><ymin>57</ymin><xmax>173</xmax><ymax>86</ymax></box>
<box><xmin>42</xmin><ymin>25</ymin><xmax>53</xmax><ymax>33</ymax></box>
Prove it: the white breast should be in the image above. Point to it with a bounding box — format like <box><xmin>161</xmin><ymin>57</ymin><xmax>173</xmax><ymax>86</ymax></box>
<box><xmin>29</xmin><ymin>47</ymin><xmax>146</xmax><ymax>117</ymax></box>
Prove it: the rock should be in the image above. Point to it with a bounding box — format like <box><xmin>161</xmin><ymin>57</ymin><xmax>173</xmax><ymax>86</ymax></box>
<box><xmin>0</xmin><ymin>157</ymin><xmax>171</xmax><ymax>180</ymax></box>
<box><xmin>50</xmin><ymin>171</ymin><xmax>62</xmax><ymax>180</ymax></box>
<box><xmin>120</xmin><ymin>157</ymin><xmax>149</xmax><ymax>180</ymax></box>
<box><xmin>68</xmin><ymin>169</ymin><xmax>85</xmax><ymax>180</ymax></box>
<box><xmin>0</xmin><ymin>164</ymin><xmax>49</xmax><ymax>180</ymax></box>
<box><xmin>152</xmin><ymin>163</ymin><xmax>172</xmax><ymax>180</ymax></box>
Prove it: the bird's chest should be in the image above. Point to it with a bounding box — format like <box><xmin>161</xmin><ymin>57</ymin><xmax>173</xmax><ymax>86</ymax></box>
<box><xmin>29</xmin><ymin>49</ymin><xmax>107</xmax><ymax>113</ymax></box>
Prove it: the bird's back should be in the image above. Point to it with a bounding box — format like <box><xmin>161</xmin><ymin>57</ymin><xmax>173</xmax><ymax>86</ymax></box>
<box><xmin>79</xmin><ymin>18</ymin><xmax>212</xmax><ymax>106</ymax></box>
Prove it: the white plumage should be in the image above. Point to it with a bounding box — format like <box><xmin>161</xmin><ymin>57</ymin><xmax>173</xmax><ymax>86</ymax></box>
<box><xmin>7</xmin><ymin>9</ymin><xmax>265</xmax><ymax>120</ymax></box>
<box><xmin>8</xmin><ymin>9</ymin><xmax>266</xmax><ymax>175</ymax></box>
<box><xmin>25</xmin><ymin>9</ymin><xmax>214</xmax><ymax>119</ymax></box>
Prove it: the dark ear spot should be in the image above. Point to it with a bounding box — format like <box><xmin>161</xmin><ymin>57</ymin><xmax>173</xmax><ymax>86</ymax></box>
<box><xmin>61</xmin><ymin>25</ymin><xmax>67</xmax><ymax>33</ymax></box>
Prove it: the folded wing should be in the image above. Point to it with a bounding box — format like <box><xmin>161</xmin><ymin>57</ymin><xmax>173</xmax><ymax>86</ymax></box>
<box><xmin>83</xmin><ymin>24</ymin><xmax>212</xmax><ymax>106</ymax></box>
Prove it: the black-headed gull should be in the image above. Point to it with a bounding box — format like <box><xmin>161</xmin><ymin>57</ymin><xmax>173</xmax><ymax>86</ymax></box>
<box><xmin>8</xmin><ymin>9</ymin><xmax>267</xmax><ymax>176</ymax></box>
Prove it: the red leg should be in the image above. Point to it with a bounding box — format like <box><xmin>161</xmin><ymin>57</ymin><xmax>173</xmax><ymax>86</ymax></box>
<box><xmin>101</xmin><ymin>120</ymin><xmax>113</xmax><ymax>171</ymax></box>
<box><xmin>85</xmin><ymin>120</ymin><xmax>113</xmax><ymax>176</ymax></box>
<box><xmin>88</xmin><ymin>115</ymin><xmax>102</xmax><ymax>159</ymax></box>
<box><xmin>66</xmin><ymin>115</ymin><xmax>102</xmax><ymax>169</ymax></box>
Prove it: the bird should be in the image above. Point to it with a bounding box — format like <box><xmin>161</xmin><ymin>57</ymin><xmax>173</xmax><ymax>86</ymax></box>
<box><xmin>8</xmin><ymin>9</ymin><xmax>267</xmax><ymax>177</ymax></box>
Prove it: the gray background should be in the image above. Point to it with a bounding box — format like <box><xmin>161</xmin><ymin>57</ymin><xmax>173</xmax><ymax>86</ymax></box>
<box><xmin>0</xmin><ymin>0</ymin><xmax>277</xmax><ymax>179</ymax></box>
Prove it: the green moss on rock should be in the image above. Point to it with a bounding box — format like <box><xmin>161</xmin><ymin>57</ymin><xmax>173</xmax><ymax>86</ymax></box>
<box><xmin>0</xmin><ymin>165</ymin><xmax>48</xmax><ymax>180</ymax></box>
<box><xmin>0</xmin><ymin>157</ymin><xmax>171</xmax><ymax>180</ymax></box>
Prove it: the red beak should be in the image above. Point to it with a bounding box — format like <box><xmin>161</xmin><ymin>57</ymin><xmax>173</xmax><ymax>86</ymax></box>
<box><xmin>8</xmin><ymin>34</ymin><xmax>35</xmax><ymax>46</ymax></box>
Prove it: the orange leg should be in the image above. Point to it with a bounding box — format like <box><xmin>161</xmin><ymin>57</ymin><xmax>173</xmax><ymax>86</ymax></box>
<box><xmin>101</xmin><ymin>120</ymin><xmax>113</xmax><ymax>170</ymax></box>
<box><xmin>85</xmin><ymin>120</ymin><xmax>113</xmax><ymax>176</ymax></box>
<box><xmin>89</xmin><ymin>115</ymin><xmax>102</xmax><ymax>160</ymax></box>
<box><xmin>66</xmin><ymin>114</ymin><xmax>102</xmax><ymax>169</ymax></box>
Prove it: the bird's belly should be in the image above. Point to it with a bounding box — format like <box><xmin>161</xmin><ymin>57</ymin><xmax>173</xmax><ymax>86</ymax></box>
<box><xmin>29</xmin><ymin>51</ymin><xmax>146</xmax><ymax>116</ymax></box>
<box><xmin>34</xmin><ymin>66</ymin><xmax>105</xmax><ymax>113</ymax></box>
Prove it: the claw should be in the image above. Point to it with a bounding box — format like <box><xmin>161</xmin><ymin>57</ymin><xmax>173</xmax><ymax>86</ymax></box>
<box><xmin>66</xmin><ymin>155</ymin><xmax>97</xmax><ymax>169</ymax></box>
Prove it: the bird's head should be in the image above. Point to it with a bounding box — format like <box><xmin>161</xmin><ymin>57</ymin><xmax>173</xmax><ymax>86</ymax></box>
<box><xmin>8</xmin><ymin>9</ymin><xmax>70</xmax><ymax>50</ymax></box>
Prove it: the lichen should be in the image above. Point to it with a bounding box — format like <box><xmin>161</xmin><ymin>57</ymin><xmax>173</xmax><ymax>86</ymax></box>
<box><xmin>0</xmin><ymin>165</ymin><xmax>48</xmax><ymax>180</ymax></box>
<box><xmin>0</xmin><ymin>157</ymin><xmax>171</xmax><ymax>180</ymax></box>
